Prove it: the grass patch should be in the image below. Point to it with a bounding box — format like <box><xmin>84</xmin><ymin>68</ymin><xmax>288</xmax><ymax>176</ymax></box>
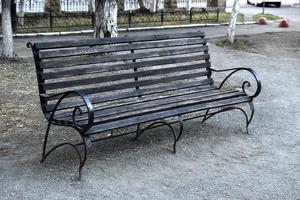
<box><xmin>218</xmin><ymin>12</ymin><xmax>244</xmax><ymax>23</ymax></box>
<box><xmin>252</xmin><ymin>13</ymin><xmax>282</xmax><ymax>21</ymax></box>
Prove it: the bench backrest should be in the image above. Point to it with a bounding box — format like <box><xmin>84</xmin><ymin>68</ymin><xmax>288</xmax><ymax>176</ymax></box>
<box><xmin>28</xmin><ymin>31</ymin><xmax>213</xmax><ymax>115</ymax></box>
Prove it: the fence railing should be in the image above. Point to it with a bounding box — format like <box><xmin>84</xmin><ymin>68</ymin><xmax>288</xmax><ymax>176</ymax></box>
<box><xmin>2</xmin><ymin>8</ymin><xmax>219</xmax><ymax>33</ymax></box>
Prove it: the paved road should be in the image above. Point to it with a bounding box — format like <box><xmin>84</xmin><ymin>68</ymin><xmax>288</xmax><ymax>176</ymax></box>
<box><xmin>228</xmin><ymin>4</ymin><xmax>300</xmax><ymax>22</ymax></box>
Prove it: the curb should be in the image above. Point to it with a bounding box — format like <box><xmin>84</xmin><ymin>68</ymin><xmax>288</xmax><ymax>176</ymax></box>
<box><xmin>1</xmin><ymin>20</ymin><xmax>281</xmax><ymax>38</ymax></box>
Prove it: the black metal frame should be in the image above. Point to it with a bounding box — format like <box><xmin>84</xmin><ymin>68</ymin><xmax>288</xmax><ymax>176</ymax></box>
<box><xmin>201</xmin><ymin>67</ymin><xmax>261</xmax><ymax>133</ymax></box>
<box><xmin>40</xmin><ymin>91</ymin><xmax>94</xmax><ymax>180</ymax></box>
<box><xmin>210</xmin><ymin>67</ymin><xmax>261</xmax><ymax>99</ymax></box>
<box><xmin>36</xmin><ymin>67</ymin><xmax>261</xmax><ymax>180</ymax></box>
<box><xmin>133</xmin><ymin>115</ymin><xmax>184</xmax><ymax>153</ymax></box>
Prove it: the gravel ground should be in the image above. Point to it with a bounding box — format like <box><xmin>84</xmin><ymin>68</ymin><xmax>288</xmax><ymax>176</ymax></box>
<box><xmin>0</xmin><ymin>32</ymin><xmax>299</xmax><ymax>200</ymax></box>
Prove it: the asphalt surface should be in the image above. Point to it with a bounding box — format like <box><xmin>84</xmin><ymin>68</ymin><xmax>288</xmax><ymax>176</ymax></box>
<box><xmin>235</xmin><ymin>5</ymin><xmax>300</xmax><ymax>21</ymax></box>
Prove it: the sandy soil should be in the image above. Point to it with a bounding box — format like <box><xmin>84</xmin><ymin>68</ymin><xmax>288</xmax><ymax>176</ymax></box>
<box><xmin>0</xmin><ymin>32</ymin><xmax>299</xmax><ymax>200</ymax></box>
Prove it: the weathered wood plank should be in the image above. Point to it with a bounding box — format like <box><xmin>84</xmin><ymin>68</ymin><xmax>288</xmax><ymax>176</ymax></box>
<box><xmin>78</xmin><ymin>91</ymin><xmax>245</xmax><ymax>124</ymax></box>
<box><xmin>41</xmin><ymin>55</ymin><xmax>209</xmax><ymax>80</ymax></box>
<box><xmin>85</xmin><ymin>96</ymin><xmax>251</xmax><ymax>135</ymax></box>
<box><xmin>42</xmin><ymin>63</ymin><xmax>210</xmax><ymax>90</ymax></box>
<box><xmin>40</xmin><ymin>46</ymin><xmax>209</xmax><ymax>69</ymax></box>
<box><xmin>54</xmin><ymin>89</ymin><xmax>239</xmax><ymax>121</ymax></box>
<box><xmin>34</xmin><ymin>31</ymin><xmax>205</xmax><ymax>50</ymax></box>
<box><xmin>45</xmin><ymin>82</ymin><xmax>216</xmax><ymax>111</ymax></box>
<box><xmin>39</xmin><ymin>38</ymin><xmax>207</xmax><ymax>59</ymax></box>
<box><xmin>45</xmin><ymin>72</ymin><xmax>212</xmax><ymax>103</ymax></box>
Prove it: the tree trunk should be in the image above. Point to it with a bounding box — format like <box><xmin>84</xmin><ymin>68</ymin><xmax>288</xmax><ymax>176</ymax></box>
<box><xmin>151</xmin><ymin>0</ymin><xmax>157</xmax><ymax>12</ymax></box>
<box><xmin>1</xmin><ymin>0</ymin><xmax>14</xmax><ymax>59</ymax></box>
<box><xmin>88</xmin><ymin>0</ymin><xmax>95</xmax><ymax>12</ymax></box>
<box><xmin>94</xmin><ymin>0</ymin><xmax>118</xmax><ymax>38</ymax></box>
<box><xmin>18</xmin><ymin>0</ymin><xmax>25</xmax><ymax>26</ymax></box>
<box><xmin>227</xmin><ymin>0</ymin><xmax>240</xmax><ymax>44</ymax></box>
<box><xmin>137</xmin><ymin>0</ymin><xmax>150</xmax><ymax>12</ymax></box>
<box><xmin>44</xmin><ymin>0</ymin><xmax>61</xmax><ymax>14</ymax></box>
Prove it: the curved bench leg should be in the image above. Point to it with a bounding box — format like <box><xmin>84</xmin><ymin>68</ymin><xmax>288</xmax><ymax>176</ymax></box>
<box><xmin>173</xmin><ymin>115</ymin><xmax>184</xmax><ymax>154</ymax></box>
<box><xmin>202</xmin><ymin>109</ymin><xmax>210</xmax><ymax>123</ymax></box>
<box><xmin>40</xmin><ymin>122</ymin><xmax>91</xmax><ymax>180</ymax></box>
<box><xmin>132</xmin><ymin>118</ymin><xmax>184</xmax><ymax>154</ymax></box>
<box><xmin>41</xmin><ymin>122</ymin><xmax>52</xmax><ymax>162</ymax></box>
<box><xmin>202</xmin><ymin>102</ymin><xmax>255</xmax><ymax>134</ymax></box>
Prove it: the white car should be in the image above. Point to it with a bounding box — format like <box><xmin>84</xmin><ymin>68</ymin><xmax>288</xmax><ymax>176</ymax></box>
<box><xmin>248</xmin><ymin>0</ymin><xmax>281</xmax><ymax>7</ymax></box>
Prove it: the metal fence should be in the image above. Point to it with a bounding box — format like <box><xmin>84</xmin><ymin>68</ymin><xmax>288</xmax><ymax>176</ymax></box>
<box><xmin>3</xmin><ymin>8</ymin><xmax>219</xmax><ymax>33</ymax></box>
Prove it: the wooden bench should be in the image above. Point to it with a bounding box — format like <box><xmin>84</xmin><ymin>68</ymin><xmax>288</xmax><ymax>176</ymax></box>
<box><xmin>27</xmin><ymin>31</ymin><xmax>261</xmax><ymax>179</ymax></box>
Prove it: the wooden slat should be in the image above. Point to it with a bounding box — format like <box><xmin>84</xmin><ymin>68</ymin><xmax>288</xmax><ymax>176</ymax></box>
<box><xmin>34</xmin><ymin>31</ymin><xmax>205</xmax><ymax>50</ymax></box>
<box><xmin>40</xmin><ymin>46</ymin><xmax>209</xmax><ymax>69</ymax></box>
<box><xmin>45</xmin><ymin>72</ymin><xmax>212</xmax><ymax>101</ymax></box>
<box><xmin>42</xmin><ymin>55</ymin><xmax>209</xmax><ymax>80</ymax></box>
<box><xmin>42</xmin><ymin>63</ymin><xmax>210</xmax><ymax>90</ymax></box>
<box><xmin>77</xmin><ymin>91</ymin><xmax>245</xmax><ymax>124</ymax></box>
<box><xmin>85</xmin><ymin>96</ymin><xmax>251</xmax><ymax>135</ymax></box>
<box><xmin>45</xmin><ymin>82</ymin><xmax>216</xmax><ymax>111</ymax></box>
<box><xmin>39</xmin><ymin>38</ymin><xmax>207</xmax><ymax>59</ymax></box>
<box><xmin>55</xmin><ymin>89</ymin><xmax>239</xmax><ymax>121</ymax></box>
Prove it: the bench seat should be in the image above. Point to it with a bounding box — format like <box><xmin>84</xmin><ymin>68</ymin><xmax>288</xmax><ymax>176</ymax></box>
<box><xmin>51</xmin><ymin>87</ymin><xmax>250</xmax><ymax>134</ymax></box>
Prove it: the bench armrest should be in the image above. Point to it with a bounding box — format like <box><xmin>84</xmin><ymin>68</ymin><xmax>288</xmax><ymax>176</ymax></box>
<box><xmin>48</xmin><ymin>91</ymin><xmax>94</xmax><ymax>133</ymax></box>
<box><xmin>210</xmin><ymin>67</ymin><xmax>261</xmax><ymax>99</ymax></box>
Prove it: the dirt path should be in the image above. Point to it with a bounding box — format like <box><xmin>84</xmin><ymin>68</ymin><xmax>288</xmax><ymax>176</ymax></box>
<box><xmin>0</xmin><ymin>32</ymin><xmax>299</xmax><ymax>200</ymax></box>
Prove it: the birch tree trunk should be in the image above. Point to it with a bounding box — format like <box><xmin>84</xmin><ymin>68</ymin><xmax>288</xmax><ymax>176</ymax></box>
<box><xmin>18</xmin><ymin>0</ymin><xmax>25</xmax><ymax>26</ymax></box>
<box><xmin>227</xmin><ymin>0</ymin><xmax>240</xmax><ymax>44</ymax></box>
<box><xmin>94</xmin><ymin>0</ymin><xmax>118</xmax><ymax>38</ymax></box>
<box><xmin>150</xmin><ymin>0</ymin><xmax>157</xmax><ymax>12</ymax></box>
<box><xmin>1</xmin><ymin>0</ymin><xmax>14</xmax><ymax>59</ymax></box>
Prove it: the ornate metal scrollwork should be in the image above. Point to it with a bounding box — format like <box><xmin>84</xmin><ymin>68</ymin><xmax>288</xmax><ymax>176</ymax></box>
<box><xmin>210</xmin><ymin>67</ymin><xmax>262</xmax><ymax>99</ymax></box>
<box><xmin>40</xmin><ymin>91</ymin><xmax>94</xmax><ymax>180</ymax></box>
<box><xmin>48</xmin><ymin>90</ymin><xmax>94</xmax><ymax>133</ymax></box>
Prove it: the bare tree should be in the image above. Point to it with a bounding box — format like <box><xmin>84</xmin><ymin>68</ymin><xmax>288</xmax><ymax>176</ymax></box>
<box><xmin>94</xmin><ymin>0</ymin><xmax>118</xmax><ymax>38</ymax></box>
<box><xmin>227</xmin><ymin>0</ymin><xmax>240</xmax><ymax>44</ymax></box>
<box><xmin>18</xmin><ymin>0</ymin><xmax>25</xmax><ymax>26</ymax></box>
<box><xmin>1</xmin><ymin>0</ymin><xmax>14</xmax><ymax>59</ymax></box>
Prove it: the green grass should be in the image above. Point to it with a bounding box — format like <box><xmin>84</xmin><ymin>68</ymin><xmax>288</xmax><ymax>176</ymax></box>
<box><xmin>217</xmin><ymin>12</ymin><xmax>244</xmax><ymax>23</ymax></box>
<box><xmin>252</xmin><ymin>13</ymin><xmax>282</xmax><ymax>21</ymax></box>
